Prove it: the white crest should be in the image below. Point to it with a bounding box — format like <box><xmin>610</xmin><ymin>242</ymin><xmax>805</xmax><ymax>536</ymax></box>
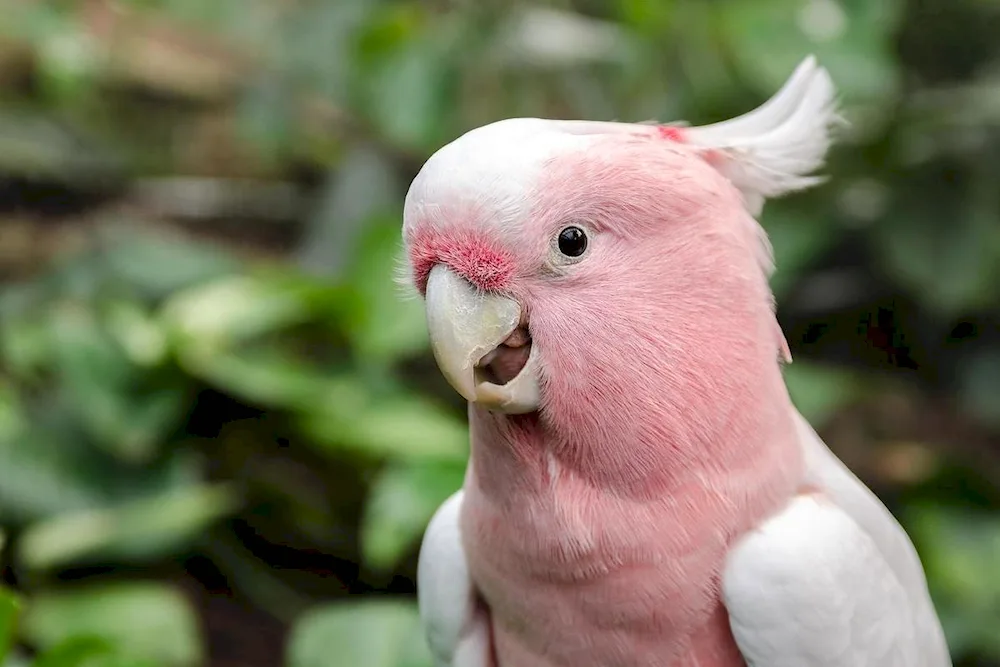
<box><xmin>684</xmin><ymin>55</ymin><xmax>843</xmax><ymax>216</ymax></box>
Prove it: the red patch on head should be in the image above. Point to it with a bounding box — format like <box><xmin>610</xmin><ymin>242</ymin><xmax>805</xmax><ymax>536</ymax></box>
<box><xmin>408</xmin><ymin>226</ymin><xmax>515</xmax><ymax>293</ymax></box>
<box><xmin>657</xmin><ymin>125</ymin><xmax>686</xmax><ymax>142</ymax></box>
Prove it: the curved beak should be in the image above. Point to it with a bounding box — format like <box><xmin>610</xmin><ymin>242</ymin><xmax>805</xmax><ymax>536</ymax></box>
<box><xmin>424</xmin><ymin>264</ymin><xmax>539</xmax><ymax>414</ymax></box>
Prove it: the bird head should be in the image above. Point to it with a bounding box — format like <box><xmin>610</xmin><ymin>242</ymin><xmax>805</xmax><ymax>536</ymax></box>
<box><xmin>401</xmin><ymin>57</ymin><xmax>840</xmax><ymax>474</ymax></box>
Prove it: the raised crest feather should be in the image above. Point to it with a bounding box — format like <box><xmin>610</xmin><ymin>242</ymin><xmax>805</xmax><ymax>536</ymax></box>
<box><xmin>541</xmin><ymin>57</ymin><xmax>842</xmax><ymax>216</ymax></box>
<box><xmin>684</xmin><ymin>55</ymin><xmax>843</xmax><ymax>216</ymax></box>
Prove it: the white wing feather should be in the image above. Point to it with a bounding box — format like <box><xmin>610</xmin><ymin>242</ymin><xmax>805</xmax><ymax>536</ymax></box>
<box><xmin>723</xmin><ymin>411</ymin><xmax>952</xmax><ymax>667</ymax></box>
<box><xmin>417</xmin><ymin>490</ymin><xmax>493</xmax><ymax>667</ymax></box>
<box><xmin>794</xmin><ymin>412</ymin><xmax>953</xmax><ymax>665</ymax></box>
<box><xmin>724</xmin><ymin>495</ymin><xmax>920</xmax><ymax>667</ymax></box>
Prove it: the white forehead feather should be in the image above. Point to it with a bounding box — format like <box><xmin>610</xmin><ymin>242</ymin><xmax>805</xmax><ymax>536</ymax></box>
<box><xmin>403</xmin><ymin>118</ymin><xmax>637</xmax><ymax>237</ymax></box>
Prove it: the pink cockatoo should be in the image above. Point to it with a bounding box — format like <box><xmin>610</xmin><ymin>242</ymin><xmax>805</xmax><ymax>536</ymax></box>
<box><xmin>402</xmin><ymin>56</ymin><xmax>951</xmax><ymax>667</ymax></box>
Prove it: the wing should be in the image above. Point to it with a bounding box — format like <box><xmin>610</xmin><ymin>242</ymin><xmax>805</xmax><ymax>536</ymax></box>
<box><xmin>793</xmin><ymin>411</ymin><xmax>952</xmax><ymax>666</ymax></box>
<box><xmin>416</xmin><ymin>489</ymin><xmax>494</xmax><ymax>667</ymax></box>
<box><xmin>722</xmin><ymin>493</ymin><xmax>935</xmax><ymax>667</ymax></box>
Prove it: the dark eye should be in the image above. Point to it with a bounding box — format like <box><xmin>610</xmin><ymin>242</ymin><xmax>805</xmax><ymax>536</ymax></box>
<box><xmin>557</xmin><ymin>226</ymin><xmax>588</xmax><ymax>258</ymax></box>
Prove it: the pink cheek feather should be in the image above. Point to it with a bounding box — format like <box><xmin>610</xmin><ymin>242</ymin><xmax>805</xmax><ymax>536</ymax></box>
<box><xmin>509</xmin><ymin>137</ymin><xmax>798</xmax><ymax>492</ymax></box>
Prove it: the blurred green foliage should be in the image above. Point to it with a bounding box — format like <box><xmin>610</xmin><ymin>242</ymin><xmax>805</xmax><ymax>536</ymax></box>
<box><xmin>0</xmin><ymin>0</ymin><xmax>996</xmax><ymax>666</ymax></box>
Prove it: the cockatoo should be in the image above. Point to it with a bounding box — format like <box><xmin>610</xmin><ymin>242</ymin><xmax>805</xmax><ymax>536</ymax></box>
<box><xmin>402</xmin><ymin>56</ymin><xmax>951</xmax><ymax>667</ymax></box>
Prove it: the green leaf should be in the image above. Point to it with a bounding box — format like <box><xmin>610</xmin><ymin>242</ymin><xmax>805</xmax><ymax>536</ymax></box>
<box><xmin>34</xmin><ymin>12</ymin><xmax>100</xmax><ymax>105</ymax></box>
<box><xmin>715</xmin><ymin>0</ymin><xmax>903</xmax><ymax>106</ymax></box>
<box><xmin>873</xmin><ymin>180</ymin><xmax>1000</xmax><ymax>315</ymax></box>
<box><xmin>492</xmin><ymin>8</ymin><xmax>631</xmax><ymax>70</ymax></box>
<box><xmin>286</xmin><ymin>600</ymin><xmax>433</xmax><ymax>667</ymax></box>
<box><xmin>783</xmin><ymin>361</ymin><xmax>863</xmax><ymax>426</ymax></box>
<box><xmin>344</xmin><ymin>220</ymin><xmax>428</xmax><ymax>365</ymax></box>
<box><xmin>279</xmin><ymin>1</ymin><xmax>370</xmax><ymax>103</ymax></box>
<box><xmin>0</xmin><ymin>398</ymin><xmax>201</xmax><ymax>523</ymax></box>
<box><xmin>0</xmin><ymin>107</ymin><xmax>119</xmax><ymax>185</ymax></box>
<box><xmin>177</xmin><ymin>346</ymin><xmax>335</xmax><ymax>411</ymax></box>
<box><xmin>21</xmin><ymin>582</ymin><xmax>202</xmax><ymax>667</ymax></box>
<box><xmin>163</xmin><ymin>275</ymin><xmax>307</xmax><ymax>349</ymax></box>
<box><xmin>300</xmin><ymin>388</ymin><xmax>468</xmax><ymax>463</ymax></box>
<box><xmin>618</xmin><ymin>0</ymin><xmax>676</xmax><ymax>34</ymax></box>
<box><xmin>238</xmin><ymin>0</ymin><xmax>372</xmax><ymax>163</ymax></box>
<box><xmin>180</xmin><ymin>344</ymin><xmax>465</xmax><ymax>461</ymax></box>
<box><xmin>361</xmin><ymin>460</ymin><xmax>466</xmax><ymax>571</ymax></box>
<box><xmin>760</xmin><ymin>200</ymin><xmax>838</xmax><ymax>299</ymax></box>
<box><xmin>236</xmin><ymin>75</ymin><xmax>296</xmax><ymax>166</ymax></box>
<box><xmin>118</xmin><ymin>388</ymin><xmax>190</xmax><ymax>463</ymax></box>
<box><xmin>297</xmin><ymin>147</ymin><xmax>400</xmax><ymax>281</ymax></box>
<box><xmin>362</xmin><ymin>14</ymin><xmax>458</xmax><ymax>153</ymax></box>
<box><xmin>163</xmin><ymin>271</ymin><xmax>345</xmax><ymax>353</ymax></box>
<box><xmin>0</xmin><ymin>308</ymin><xmax>51</xmax><ymax>382</ymax></box>
<box><xmin>3</xmin><ymin>650</ymin><xmax>31</xmax><ymax>667</ymax></box>
<box><xmin>905</xmin><ymin>506</ymin><xmax>1000</xmax><ymax>659</ymax></box>
<box><xmin>31</xmin><ymin>636</ymin><xmax>159</xmax><ymax>667</ymax></box>
<box><xmin>0</xmin><ymin>380</ymin><xmax>27</xmax><ymax>444</ymax></box>
<box><xmin>98</xmin><ymin>226</ymin><xmax>242</xmax><ymax>301</ymax></box>
<box><xmin>958</xmin><ymin>350</ymin><xmax>1000</xmax><ymax>430</ymax></box>
<box><xmin>32</xmin><ymin>636</ymin><xmax>112</xmax><ymax>667</ymax></box>
<box><xmin>104</xmin><ymin>301</ymin><xmax>169</xmax><ymax>368</ymax></box>
<box><xmin>18</xmin><ymin>484</ymin><xmax>241</xmax><ymax>571</ymax></box>
<box><xmin>49</xmin><ymin>303</ymin><xmax>133</xmax><ymax>390</ymax></box>
<box><xmin>0</xmin><ymin>587</ymin><xmax>20</xmax><ymax>664</ymax></box>
<box><xmin>48</xmin><ymin>303</ymin><xmax>183</xmax><ymax>462</ymax></box>
<box><xmin>0</xmin><ymin>423</ymin><xmax>107</xmax><ymax>523</ymax></box>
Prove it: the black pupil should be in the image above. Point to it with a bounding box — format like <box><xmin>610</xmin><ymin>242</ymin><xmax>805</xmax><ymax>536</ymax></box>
<box><xmin>557</xmin><ymin>227</ymin><xmax>587</xmax><ymax>257</ymax></box>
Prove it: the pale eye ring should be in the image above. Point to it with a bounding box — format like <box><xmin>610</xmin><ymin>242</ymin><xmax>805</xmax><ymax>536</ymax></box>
<box><xmin>556</xmin><ymin>226</ymin><xmax>588</xmax><ymax>258</ymax></box>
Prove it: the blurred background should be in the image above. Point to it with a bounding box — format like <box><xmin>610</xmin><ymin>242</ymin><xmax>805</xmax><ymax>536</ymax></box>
<box><xmin>0</xmin><ymin>0</ymin><xmax>997</xmax><ymax>666</ymax></box>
